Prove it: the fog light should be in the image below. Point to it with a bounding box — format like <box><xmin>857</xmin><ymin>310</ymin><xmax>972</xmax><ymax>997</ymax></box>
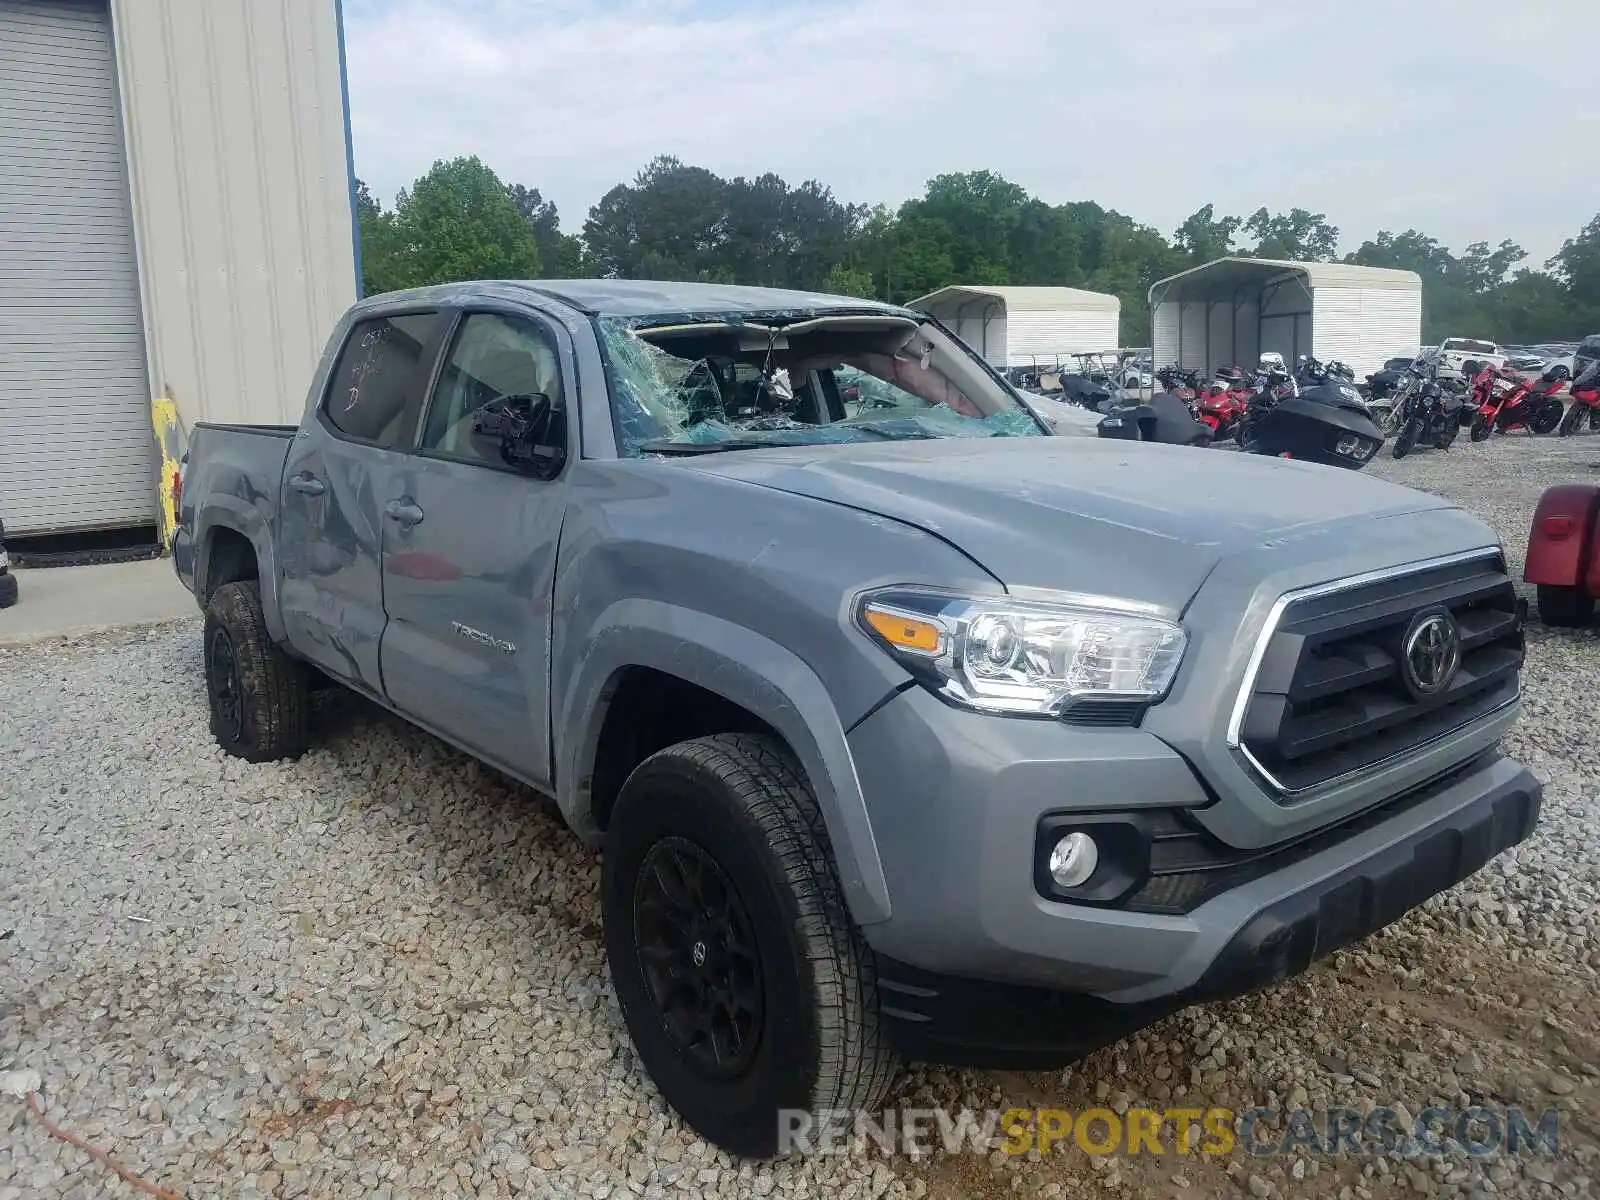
<box><xmin>1048</xmin><ymin>832</ymin><xmax>1099</xmax><ymax>888</ymax></box>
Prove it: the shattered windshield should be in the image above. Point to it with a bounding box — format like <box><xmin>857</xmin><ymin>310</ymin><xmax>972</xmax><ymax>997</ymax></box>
<box><xmin>597</xmin><ymin>312</ymin><xmax>1044</xmax><ymax>455</ymax></box>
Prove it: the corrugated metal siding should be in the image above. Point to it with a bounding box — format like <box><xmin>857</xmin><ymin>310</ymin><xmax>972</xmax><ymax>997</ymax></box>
<box><xmin>110</xmin><ymin>0</ymin><xmax>357</xmax><ymax>427</ymax></box>
<box><xmin>0</xmin><ymin>0</ymin><xmax>155</xmax><ymax>534</ymax></box>
<box><xmin>1004</xmin><ymin>308</ymin><xmax>1119</xmax><ymax>366</ymax></box>
<box><xmin>1178</xmin><ymin>302</ymin><xmax>1207</xmax><ymax>370</ymax></box>
<box><xmin>1152</xmin><ymin>302</ymin><xmax>1180</xmax><ymax>370</ymax></box>
<box><xmin>1311</xmin><ymin>286</ymin><xmax>1422</xmax><ymax>379</ymax></box>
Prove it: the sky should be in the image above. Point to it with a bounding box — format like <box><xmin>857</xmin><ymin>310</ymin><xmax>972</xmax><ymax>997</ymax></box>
<box><xmin>342</xmin><ymin>0</ymin><xmax>1599</xmax><ymax>266</ymax></box>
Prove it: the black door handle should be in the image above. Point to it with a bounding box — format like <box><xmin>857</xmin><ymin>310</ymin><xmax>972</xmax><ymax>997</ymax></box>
<box><xmin>288</xmin><ymin>473</ymin><xmax>325</xmax><ymax>497</ymax></box>
<box><xmin>384</xmin><ymin>499</ymin><xmax>424</xmax><ymax>527</ymax></box>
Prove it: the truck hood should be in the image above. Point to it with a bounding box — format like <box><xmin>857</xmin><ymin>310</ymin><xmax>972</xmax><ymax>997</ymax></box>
<box><xmin>680</xmin><ymin>438</ymin><xmax>1451</xmax><ymax>611</ymax></box>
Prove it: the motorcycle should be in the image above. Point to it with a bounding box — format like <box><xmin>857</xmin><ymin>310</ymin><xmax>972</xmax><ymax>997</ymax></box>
<box><xmin>1556</xmin><ymin>361</ymin><xmax>1600</xmax><ymax>436</ymax></box>
<box><xmin>1237</xmin><ymin>369</ymin><xmax>1384</xmax><ymax>469</ymax></box>
<box><xmin>1096</xmin><ymin>390</ymin><xmax>1214</xmax><ymax>446</ymax></box>
<box><xmin>1155</xmin><ymin>365</ymin><xmax>1203</xmax><ymax>409</ymax></box>
<box><xmin>1191</xmin><ymin>365</ymin><xmax>1250</xmax><ymax>442</ymax></box>
<box><xmin>1468</xmin><ymin>360</ymin><xmax>1564</xmax><ymax>439</ymax></box>
<box><xmin>1390</xmin><ymin>376</ymin><xmax>1466</xmax><ymax>458</ymax></box>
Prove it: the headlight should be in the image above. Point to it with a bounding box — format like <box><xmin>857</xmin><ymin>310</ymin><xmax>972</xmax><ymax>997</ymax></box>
<box><xmin>856</xmin><ymin>587</ymin><xmax>1187</xmax><ymax>716</ymax></box>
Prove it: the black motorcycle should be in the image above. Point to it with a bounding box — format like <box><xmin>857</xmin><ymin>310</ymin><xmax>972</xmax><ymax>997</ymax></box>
<box><xmin>1238</xmin><ymin>371</ymin><xmax>1384</xmax><ymax>469</ymax></box>
<box><xmin>1390</xmin><ymin>374</ymin><xmax>1466</xmax><ymax>458</ymax></box>
<box><xmin>1096</xmin><ymin>391</ymin><xmax>1214</xmax><ymax>446</ymax></box>
<box><xmin>1060</xmin><ymin>374</ymin><xmax>1116</xmax><ymax>413</ymax></box>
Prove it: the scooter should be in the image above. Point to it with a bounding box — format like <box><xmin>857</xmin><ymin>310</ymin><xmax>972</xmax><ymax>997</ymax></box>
<box><xmin>1468</xmin><ymin>361</ymin><xmax>1564</xmax><ymax>439</ymax></box>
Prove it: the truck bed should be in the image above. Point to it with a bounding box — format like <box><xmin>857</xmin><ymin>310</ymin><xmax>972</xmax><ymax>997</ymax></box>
<box><xmin>173</xmin><ymin>422</ymin><xmax>297</xmax><ymax>598</ymax></box>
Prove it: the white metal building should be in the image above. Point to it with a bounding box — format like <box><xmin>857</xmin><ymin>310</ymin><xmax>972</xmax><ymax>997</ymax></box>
<box><xmin>0</xmin><ymin>0</ymin><xmax>358</xmax><ymax>537</ymax></box>
<box><xmin>1148</xmin><ymin>258</ymin><xmax>1422</xmax><ymax>380</ymax></box>
<box><xmin>908</xmin><ymin>285</ymin><xmax>1121</xmax><ymax>370</ymax></box>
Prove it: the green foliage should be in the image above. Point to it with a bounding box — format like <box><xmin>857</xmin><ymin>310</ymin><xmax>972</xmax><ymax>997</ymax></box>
<box><xmin>356</xmin><ymin>160</ymin><xmax>1599</xmax><ymax>345</ymax></box>
<box><xmin>357</xmin><ymin>158</ymin><xmax>539</xmax><ymax>294</ymax></box>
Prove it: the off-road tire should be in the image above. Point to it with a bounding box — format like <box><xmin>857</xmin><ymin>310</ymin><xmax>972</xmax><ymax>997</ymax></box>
<box><xmin>1536</xmin><ymin>584</ymin><xmax>1595</xmax><ymax>628</ymax></box>
<box><xmin>1469</xmin><ymin>414</ymin><xmax>1493</xmax><ymax>442</ymax></box>
<box><xmin>1392</xmin><ymin>417</ymin><xmax>1419</xmax><ymax>459</ymax></box>
<box><xmin>1558</xmin><ymin>400</ymin><xmax>1585</xmax><ymax>437</ymax></box>
<box><xmin>203</xmin><ymin>580</ymin><xmax>311</xmax><ymax>761</ymax></box>
<box><xmin>602</xmin><ymin>733</ymin><xmax>897</xmax><ymax>1159</ymax></box>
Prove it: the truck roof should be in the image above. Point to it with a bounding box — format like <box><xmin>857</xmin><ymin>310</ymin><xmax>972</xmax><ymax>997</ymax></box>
<box><xmin>354</xmin><ymin>279</ymin><xmax>917</xmax><ymax>321</ymax></box>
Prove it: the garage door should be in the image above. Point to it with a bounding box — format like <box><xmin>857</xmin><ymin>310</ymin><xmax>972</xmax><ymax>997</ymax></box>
<box><xmin>0</xmin><ymin>0</ymin><xmax>154</xmax><ymax>535</ymax></box>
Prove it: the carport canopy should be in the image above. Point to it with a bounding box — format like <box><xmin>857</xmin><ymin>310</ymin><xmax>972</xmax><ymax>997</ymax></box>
<box><xmin>1147</xmin><ymin>257</ymin><xmax>1413</xmax><ymax>306</ymax></box>
<box><xmin>1147</xmin><ymin>257</ymin><xmax>1422</xmax><ymax>377</ymax></box>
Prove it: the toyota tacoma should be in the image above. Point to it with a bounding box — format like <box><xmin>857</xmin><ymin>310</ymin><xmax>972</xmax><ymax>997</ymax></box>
<box><xmin>174</xmin><ymin>281</ymin><xmax>1541</xmax><ymax>1157</ymax></box>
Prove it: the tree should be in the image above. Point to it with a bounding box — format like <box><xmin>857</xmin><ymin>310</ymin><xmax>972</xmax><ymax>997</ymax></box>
<box><xmin>1242</xmin><ymin>207</ymin><xmax>1339</xmax><ymax>261</ymax></box>
<box><xmin>353</xmin><ymin>177</ymin><xmax>403</xmax><ymax>296</ymax></box>
<box><xmin>506</xmin><ymin>183</ymin><xmax>584</xmax><ymax>276</ymax></box>
<box><xmin>384</xmin><ymin>157</ymin><xmax>539</xmax><ymax>289</ymax></box>
<box><xmin>901</xmin><ymin>171</ymin><xmax>1029</xmax><ymax>284</ymax></box>
<box><xmin>1551</xmin><ymin>213</ymin><xmax>1600</xmax><ymax>315</ymax></box>
<box><xmin>1173</xmin><ymin>204</ymin><xmax>1242</xmax><ymax>265</ymax></box>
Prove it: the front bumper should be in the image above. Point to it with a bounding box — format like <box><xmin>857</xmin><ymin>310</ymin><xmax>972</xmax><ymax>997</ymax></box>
<box><xmin>868</xmin><ymin>750</ymin><xmax>1540</xmax><ymax>1069</ymax></box>
<box><xmin>846</xmin><ymin>685</ymin><xmax>1540</xmax><ymax>1065</ymax></box>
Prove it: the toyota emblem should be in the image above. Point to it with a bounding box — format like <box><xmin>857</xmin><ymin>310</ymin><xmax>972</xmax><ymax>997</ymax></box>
<box><xmin>1401</xmin><ymin>609</ymin><xmax>1461</xmax><ymax>698</ymax></box>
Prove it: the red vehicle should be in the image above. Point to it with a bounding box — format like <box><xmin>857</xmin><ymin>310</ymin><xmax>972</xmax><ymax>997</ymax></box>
<box><xmin>1524</xmin><ymin>483</ymin><xmax>1600</xmax><ymax>624</ymax></box>
<box><xmin>1468</xmin><ymin>360</ymin><xmax>1563</xmax><ymax>439</ymax></box>
<box><xmin>1556</xmin><ymin>361</ymin><xmax>1600</xmax><ymax>437</ymax></box>
<box><xmin>1193</xmin><ymin>366</ymin><xmax>1251</xmax><ymax>440</ymax></box>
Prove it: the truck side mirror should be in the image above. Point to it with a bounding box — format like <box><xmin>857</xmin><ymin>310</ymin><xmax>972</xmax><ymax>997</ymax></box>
<box><xmin>471</xmin><ymin>392</ymin><xmax>565</xmax><ymax>480</ymax></box>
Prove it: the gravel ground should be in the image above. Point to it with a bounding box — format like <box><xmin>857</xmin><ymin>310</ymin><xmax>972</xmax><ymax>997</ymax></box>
<box><xmin>2</xmin><ymin>436</ymin><xmax>1598</xmax><ymax>1200</ymax></box>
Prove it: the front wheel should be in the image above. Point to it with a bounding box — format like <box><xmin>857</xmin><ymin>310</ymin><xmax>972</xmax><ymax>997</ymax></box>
<box><xmin>602</xmin><ymin>733</ymin><xmax>897</xmax><ymax>1159</ymax></box>
<box><xmin>1392</xmin><ymin>417</ymin><xmax>1419</xmax><ymax>459</ymax></box>
<box><xmin>1537</xmin><ymin>584</ymin><xmax>1595</xmax><ymax>628</ymax></box>
<box><xmin>1559</xmin><ymin>400</ymin><xmax>1585</xmax><ymax>437</ymax></box>
<box><xmin>1469</xmin><ymin>414</ymin><xmax>1493</xmax><ymax>442</ymax></box>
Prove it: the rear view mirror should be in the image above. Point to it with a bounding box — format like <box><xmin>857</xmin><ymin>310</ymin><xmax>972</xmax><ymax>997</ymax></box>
<box><xmin>471</xmin><ymin>392</ymin><xmax>565</xmax><ymax>479</ymax></box>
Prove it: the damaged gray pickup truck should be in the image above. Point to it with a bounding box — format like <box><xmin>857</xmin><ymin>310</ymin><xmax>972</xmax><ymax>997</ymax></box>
<box><xmin>175</xmin><ymin>280</ymin><xmax>1541</xmax><ymax>1157</ymax></box>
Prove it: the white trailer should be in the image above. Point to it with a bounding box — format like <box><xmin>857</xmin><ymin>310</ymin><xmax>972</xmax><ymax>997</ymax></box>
<box><xmin>1148</xmin><ymin>258</ymin><xmax>1422</xmax><ymax>380</ymax></box>
<box><xmin>907</xmin><ymin>285</ymin><xmax>1121</xmax><ymax>371</ymax></box>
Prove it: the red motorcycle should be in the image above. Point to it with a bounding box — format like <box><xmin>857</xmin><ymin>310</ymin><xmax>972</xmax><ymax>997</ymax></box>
<box><xmin>1556</xmin><ymin>361</ymin><xmax>1600</xmax><ymax>436</ymax></box>
<box><xmin>1191</xmin><ymin>366</ymin><xmax>1251</xmax><ymax>441</ymax></box>
<box><xmin>1468</xmin><ymin>361</ymin><xmax>1563</xmax><ymax>440</ymax></box>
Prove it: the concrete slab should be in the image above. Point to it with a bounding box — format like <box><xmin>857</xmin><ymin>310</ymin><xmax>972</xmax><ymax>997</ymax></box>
<box><xmin>0</xmin><ymin>557</ymin><xmax>197</xmax><ymax>645</ymax></box>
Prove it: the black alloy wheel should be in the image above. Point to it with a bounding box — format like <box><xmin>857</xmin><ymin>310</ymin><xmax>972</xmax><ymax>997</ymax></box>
<box><xmin>633</xmin><ymin>836</ymin><xmax>765</xmax><ymax>1078</ymax></box>
<box><xmin>206</xmin><ymin>626</ymin><xmax>244</xmax><ymax>744</ymax></box>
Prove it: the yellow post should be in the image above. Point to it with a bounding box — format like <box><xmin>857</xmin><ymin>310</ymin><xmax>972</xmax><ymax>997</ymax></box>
<box><xmin>150</xmin><ymin>397</ymin><xmax>183</xmax><ymax>552</ymax></box>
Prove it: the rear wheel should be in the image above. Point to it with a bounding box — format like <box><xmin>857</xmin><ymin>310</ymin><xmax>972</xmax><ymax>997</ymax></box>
<box><xmin>1530</xmin><ymin>398</ymin><xmax>1564</xmax><ymax>435</ymax></box>
<box><xmin>602</xmin><ymin>733</ymin><xmax>897</xmax><ymax>1158</ymax></box>
<box><xmin>1469</xmin><ymin>414</ymin><xmax>1493</xmax><ymax>442</ymax></box>
<box><xmin>1537</xmin><ymin>584</ymin><xmax>1595</xmax><ymax>628</ymax></box>
<box><xmin>203</xmin><ymin>581</ymin><xmax>311</xmax><ymax>761</ymax></box>
<box><xmin>1392</xmin><ymin>417</ymin><xmax>1419</xmax><ymax>459</ymax></box>
<box><xmin>1434</xmin><ymin>418</ymin><xmax>1459</xmax><ymax>450</ymax></box>
<box><xmin>1559</xmin><ymin>400</ymin><xmax>1585</xmax><ymax>437</ymax></box>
